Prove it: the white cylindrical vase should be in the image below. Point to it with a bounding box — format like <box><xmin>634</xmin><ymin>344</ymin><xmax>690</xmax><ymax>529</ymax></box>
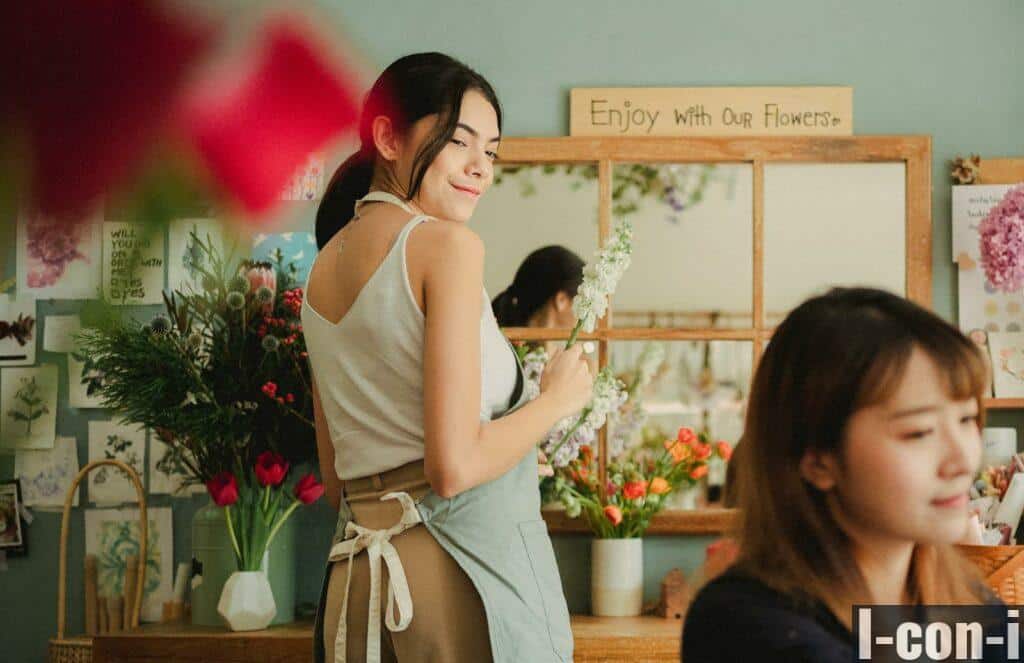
<box><xmin>591</xmin><ymin>538</ymin><xmax>643</xmax><ymax>617</ymax></box>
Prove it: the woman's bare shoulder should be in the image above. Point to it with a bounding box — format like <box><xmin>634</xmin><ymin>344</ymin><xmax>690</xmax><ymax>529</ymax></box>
<box><xmin>407</xmin><ymin>217</ymin><xmax>485</xmax><ymax>277</ymax></box>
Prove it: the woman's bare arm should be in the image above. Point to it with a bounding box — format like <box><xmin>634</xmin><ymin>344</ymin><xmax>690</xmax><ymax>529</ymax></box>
<box><xmin>312</xmin><ymin>373</ymin><xmax>344</xmax><ymax>511</ymax></box>
<box><xmin>420</xmin><ymin>221</ymin><xmax>578</xmax><ymax>497</ymax></box>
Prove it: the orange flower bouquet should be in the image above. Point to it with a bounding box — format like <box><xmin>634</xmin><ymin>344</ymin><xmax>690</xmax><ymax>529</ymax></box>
<box><xmin>553</xmin><ymin>426</ymin><xmax>732</xmax><ymax>538</ymax></box>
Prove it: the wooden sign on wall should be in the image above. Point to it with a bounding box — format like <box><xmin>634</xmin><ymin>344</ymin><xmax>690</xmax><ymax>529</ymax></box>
<box><xmin>570</xmin><ymin>87</ymin><xmax>853</xmax><ymax>137</ymax></box>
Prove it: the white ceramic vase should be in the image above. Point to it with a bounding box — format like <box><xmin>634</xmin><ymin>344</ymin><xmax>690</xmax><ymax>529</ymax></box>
<box><xmin>217</xmin><ymin>570</ymin><xmax>277</xmax><ymax>631</ymax></box>
<box><xmin>591</xmin><ymin>538</ymin><xmax>643</xmax><ymax>616</ymax></box>
<box><xmin>666</xmin><ymin>482</ymin><xmax>701</xmax><ymax>510</ymax></box>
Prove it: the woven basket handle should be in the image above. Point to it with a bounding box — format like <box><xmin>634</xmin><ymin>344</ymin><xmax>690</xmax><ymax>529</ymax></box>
<box><xmin>56</xmin><ymin>459</ymin><xmax>148</xmax><ymax>640</ymax></box>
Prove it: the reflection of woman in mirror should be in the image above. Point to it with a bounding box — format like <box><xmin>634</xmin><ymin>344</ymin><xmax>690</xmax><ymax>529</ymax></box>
<box><xmin>684</xmin><ymin>287</ymin><xmax>992</xmax><ymax>661</ymax></box>
<box><xmin>492</xmin><ymin>245</ymin><xmax>596</xmax><ymax>371</ymax></box>
<box><xmin>306</xmin><ymin>53</ymin><xmax>590</xmax><ymax>662</ymax></box>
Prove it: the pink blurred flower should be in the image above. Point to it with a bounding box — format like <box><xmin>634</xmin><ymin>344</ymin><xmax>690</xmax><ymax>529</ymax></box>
<box><xmin>177</xmin><ymin>15</ymin><xmax>360</xmax><ymax>217</ymax></box>
<box><xmin>2</xmin><ymin>1</ymin><xmax>215</xmax><ymax>220</ymax></box>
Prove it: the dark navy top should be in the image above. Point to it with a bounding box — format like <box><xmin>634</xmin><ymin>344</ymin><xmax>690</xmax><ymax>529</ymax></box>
<box><xmin>682</xmin><ymin>569</ymin><xmax>854</xmax><ymax>663</ymax></box>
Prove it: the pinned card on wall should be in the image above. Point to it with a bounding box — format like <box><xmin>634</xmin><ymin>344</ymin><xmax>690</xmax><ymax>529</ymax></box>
<box><xmin>0</xmin><ymin>294</ymin><xmax>37</xmax><ymax>366</ymax></box>
<box><xmin>167</xmin><ymin>218</ymin><xmax>223</xmax><ymax>295</ymax></box>
<box><xmin>17</xmin><ymin>212</ymin><xmax>103</xmax><ymax>300</ymax></box>
<box><xmin>148</xmin><ymin>435</ymin><xmax>204</xmax><ymax>496</ymax></box>
<box><xmin>988</xmin><ymin>332</ymin><xmax>1024</xmax><ymax>398</ymax></box>
<box><xmin>15</xmin><ymin>436</ymin><xmax>80</xmax><ymax>508</ymax></box>
<box><xmin>952</xmin><ymin>184</ymin><xmax>1024</xmax><ymax>333</ymax></box>
<box><xmin>88</xmin><ymin>421</ymin><xmax>146</xmax><ymax>505</ymax></box>
<box><xmin>280</xmin><ymin>152</ymin><xmax>325</xmax><ymax>200</ymax></box>
<box><xmin>68</xmin><ymin>352</ymin><xmax>104</xmax><ymax>409</ymax></box>
<box><xmin>102</xmin><ymin>222</ymin><xmax>165</xmax><ymax>305</ymax></box>
<box><xmin>42</xmin><ymin>315</ymin><xmax>81</xmax><ymax>354</ymax></box>
<box><xmin>252</xmin><ymin>232</ymin><xmax>316</xmax><ymax>284</ymax></box>
<box><xmin>0</xmin><ymin>365</ymin><xmax>58</xmax><ymax>452</ymax></box>
<box><xmin>85</xmin><ymin>506</ymin><xmax>172</xmax><ymax>622</ymax></box>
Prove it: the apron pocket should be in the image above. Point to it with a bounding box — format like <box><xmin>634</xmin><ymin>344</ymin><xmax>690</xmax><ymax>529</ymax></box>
<box><xmin>518</xmin><ymin>519</ymin><xmax>573</xmax><ymax>660</ymax></box>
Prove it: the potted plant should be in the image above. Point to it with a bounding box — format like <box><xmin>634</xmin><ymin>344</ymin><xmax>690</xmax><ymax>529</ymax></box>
<box><xmin>207</xmin><ymin>452</ymin><xmax>323</xmax><ymax>630</ymax></box>
<box><xmin>74</xmin><ymin>232</ymin><xmax>317</xmax><ymax>626</ymax></box>
<box><xmin>552</xmin><ymin>428</ymin><xmax>731</xmax><ymax>616</ymax></box>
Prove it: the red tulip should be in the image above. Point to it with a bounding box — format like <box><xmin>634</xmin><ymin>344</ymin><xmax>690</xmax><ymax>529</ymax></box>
<box><xmin>603</xmin><ymin>505</ymin><xmax>623</xmax><ymax>526</ymax></box>
<box><xmin>206</xmin><ymin>471</ymin><xmax>239</xmax><ymax>506</ymax></box>
<box><xmin>294</xmin><ymin>472</ymin><xmax>325</xmax><ymax>504</ymax></box>
<box><xmin>716</xmin><ymin>441</ymin><xmax>733</xmax><ymax>461</ymax></box>
<box><xmin>690</xmin><ymin>465</ymin><xmax>709</xmax><ymax>480</ymax></box>
<box><xmin>254</xmin><ymin>450</ymin><xmax>289</xmax><ymax>487</ymax></box>
<box><xmin>622</xmin><ymin>480</ymin><xmax>648</xmax><ymax>500</ymax></box>
<box><xmin>677</xmin><ymin>427</ymin><xmax>698</xmax><ymax>446</ymax></box>
<box><xmin>692</xmin><ymin>443</ymin><xmax>713</xmax><ymax>461</ymax></box>
<box><xmin>177</xmin><ymin>15</ymin><xmax>360</xmax><ymax>217</ymax></box>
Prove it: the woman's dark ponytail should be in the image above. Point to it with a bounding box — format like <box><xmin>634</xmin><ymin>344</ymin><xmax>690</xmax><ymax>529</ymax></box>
<box><xmin>315</xmin><ymin>148</ymin><xmax>374</xmax><ymax>250</ymax></box>
<box><xmin>492</xmin><ymin>286</ymin><xmax>526</xmax><ymax>327</ymax></box>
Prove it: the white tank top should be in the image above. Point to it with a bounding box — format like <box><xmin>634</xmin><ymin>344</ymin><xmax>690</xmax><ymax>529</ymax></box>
<box><xmin>301</xmin><ymin>192</ymin><xmax>520</xmax><ymax>480</ymax></box>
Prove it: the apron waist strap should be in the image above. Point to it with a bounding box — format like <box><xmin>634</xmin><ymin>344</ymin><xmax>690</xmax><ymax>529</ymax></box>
<box><xmin>343</xmin><ymin>460</ymin><xmax>429</xmax><ymax>503</ymax></box>
<box><xmin>327</xmin><ymin>491</ymin><xmax>423</xmax><ymax>663</ymax></box>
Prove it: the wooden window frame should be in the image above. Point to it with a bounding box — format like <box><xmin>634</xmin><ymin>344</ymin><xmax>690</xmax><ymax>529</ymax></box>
<box><xmin>493</xmin><ymin>136</ymin><xmax>933</xmax><ymax>535</ymax></box>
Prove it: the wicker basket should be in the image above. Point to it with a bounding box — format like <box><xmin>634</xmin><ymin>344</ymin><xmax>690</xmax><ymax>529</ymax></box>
<box><xmin>958</xmin><ymin>544</ymin><xmax>1024</xmax><ymax>604</ymax></box>
<box><xmin>49</xmin><ymin>459</ymin><xmax>148</xmax><ymax>663</ymax></box>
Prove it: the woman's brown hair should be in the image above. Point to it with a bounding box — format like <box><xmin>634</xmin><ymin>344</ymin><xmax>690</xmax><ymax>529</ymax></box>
<box><xmin>732</xmin><ymin>287</ymin><xmax>990</xmax><ymax>627</ymax></box>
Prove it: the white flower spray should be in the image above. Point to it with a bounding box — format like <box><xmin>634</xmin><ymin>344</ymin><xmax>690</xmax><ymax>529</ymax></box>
<box><xmin>531</xmin><ymin>218</ymin><xmax>634</xmax><ymax>473</ymax></box>
<box><xmin>567</xmin><ymin>219</ymin><xmax>633</xmax><ymax>345</ymax></box>
<box><xmin>608</xmin><ymin>342</ymin><xmax>665</xmax><ymax>458</ymax></box>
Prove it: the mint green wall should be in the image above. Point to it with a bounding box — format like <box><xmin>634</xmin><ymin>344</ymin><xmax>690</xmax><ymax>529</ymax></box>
<box><xmin>3</xmin><ymin>1</ymin><xmax>1023</xmax><ymax>661</ymax></box>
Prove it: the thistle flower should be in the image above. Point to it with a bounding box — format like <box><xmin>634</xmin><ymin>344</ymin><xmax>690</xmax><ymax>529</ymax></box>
<box><xmin>228</xmin><ymin>275</ymin><xmax>250</xmax><ymax>293</ymax></box>
<box><xmin>226</xmin><ymin>291</ymin><xmax>246</xmax><ymax>311</ymax></box>
<box><xmin>150</xmin><ymin>314</ymin><xmax>171</xmax><ymax>335</ymax></box>
<box><xmin>255</xmin><ymin>285</ymin><xmax>275</xmax><ymax>305</ymax></box>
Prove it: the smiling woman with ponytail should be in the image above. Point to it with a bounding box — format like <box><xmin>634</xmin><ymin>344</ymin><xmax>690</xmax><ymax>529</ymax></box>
<box><xmin>304</xmin><ymin>52</ymin><xmax>591</xmax><ymax>663</ymax></box>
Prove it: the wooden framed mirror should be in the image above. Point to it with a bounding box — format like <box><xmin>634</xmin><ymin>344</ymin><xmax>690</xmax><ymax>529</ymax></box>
<box><xmin>472</xmin><ymin>136</ymin><xmax>931</xmax><ymax>534</ymax></box>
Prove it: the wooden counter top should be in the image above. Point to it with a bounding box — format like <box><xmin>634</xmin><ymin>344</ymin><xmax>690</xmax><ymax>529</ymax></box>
<box><xmin>91</xmin><ymin>614</ymin><xmax>682</xmax><ymax>662</ymax></box>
